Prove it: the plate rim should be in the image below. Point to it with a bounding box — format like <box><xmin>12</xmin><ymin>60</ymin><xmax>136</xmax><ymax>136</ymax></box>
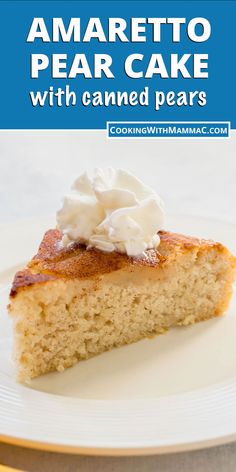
<box><xmin>1</xmin><ymin>432</ymin><xmax>236</xmax><ymax>456</ymax></box>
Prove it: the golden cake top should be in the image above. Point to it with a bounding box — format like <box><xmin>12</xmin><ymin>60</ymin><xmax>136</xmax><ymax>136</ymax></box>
<box><xmin>10</xmin><ymin>228</ymin><xmax>229</xmax><ymax>297</ymax></box>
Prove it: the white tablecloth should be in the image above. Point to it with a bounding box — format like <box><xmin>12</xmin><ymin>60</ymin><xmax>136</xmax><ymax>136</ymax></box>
<box><xmin>0</xmin><ymin>130</ymin><xmax>235</xmax><ymax>471</ymax></box>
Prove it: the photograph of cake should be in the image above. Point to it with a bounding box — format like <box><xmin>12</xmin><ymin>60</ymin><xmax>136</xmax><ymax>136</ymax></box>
<box><xmin>8</xmin><ymin>168</ymin><xmax>236</xmax><ymax>382</ymax></box>
<box><xmin>1</xmin><ymin>0</ymin><xmax>236</xmax><ymax>466</ymax></box>
<box><xmin>0</xmin><ymin>130</ymin><xmax>236</xmax><ymax>456</ymax></box>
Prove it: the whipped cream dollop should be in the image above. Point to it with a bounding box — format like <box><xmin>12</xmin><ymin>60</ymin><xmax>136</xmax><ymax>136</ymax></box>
<box><xmin>56</xmin><ymin>168</ymin><xmax>165</xmax><ymax>257</ymax></box>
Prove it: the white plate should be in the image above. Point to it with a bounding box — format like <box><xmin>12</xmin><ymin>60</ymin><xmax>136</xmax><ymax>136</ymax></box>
<box><xmin>0</xmin><ymin>214</ymin><xmax>235</xmax><ymax>455</ymax></box>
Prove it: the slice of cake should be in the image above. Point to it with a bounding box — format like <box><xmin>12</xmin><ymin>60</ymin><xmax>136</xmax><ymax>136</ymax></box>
<box><xmin>8</xmin><ymin>168</ymin><xmax>236</xmax><ymax>382</ymax></box>
<box><xmin>9</xmin><ymin>228</ymin><xmax>235</xmax><ymax>382</ymax></box>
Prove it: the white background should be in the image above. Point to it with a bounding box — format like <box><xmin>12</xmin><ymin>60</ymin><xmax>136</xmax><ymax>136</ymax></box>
<box><xmin>0</xmin><ymin>130</ymin><xmax>235</xmax><ymax>224</ymax></box>
<box><xmin>0</xmin><ymin>131</ymin><xmax>236</xmax><ymax>471</ymax></box>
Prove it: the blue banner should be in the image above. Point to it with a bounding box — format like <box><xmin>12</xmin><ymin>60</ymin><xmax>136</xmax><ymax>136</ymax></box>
<box><xmin>0</xmin><ymin>1</ymin><xmax>235</xmax><ymax>130</ymax></box>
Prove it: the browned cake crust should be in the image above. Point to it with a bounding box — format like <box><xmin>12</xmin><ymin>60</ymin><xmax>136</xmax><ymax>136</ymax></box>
<box><xmin>10</xmin><ymin>229</ymin><xmax>233</xmax><ymax>298</ymax></box>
